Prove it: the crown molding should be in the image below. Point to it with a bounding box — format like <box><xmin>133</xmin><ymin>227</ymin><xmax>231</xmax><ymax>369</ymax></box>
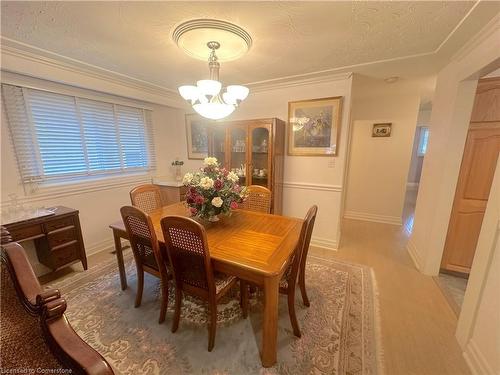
<box><xmin>0</xmin><ymin>37</ymin><xmax>185</xmax><ymax>107</ymax></box>
<box><xmin>451</xmin><ymin>12</ymin><xmax>500</xmax><ymax>63</ymax></box>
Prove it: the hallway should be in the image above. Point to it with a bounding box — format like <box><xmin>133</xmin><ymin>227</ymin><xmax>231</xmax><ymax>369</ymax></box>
<box><xmin>312</xmin><ymin>219</ymin><xmax>471</xmax><ymax>375</ymax></box>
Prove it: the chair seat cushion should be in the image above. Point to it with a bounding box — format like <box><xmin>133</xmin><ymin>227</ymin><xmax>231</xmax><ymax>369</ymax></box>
<box><xmin>214</xmin><ymin>273</ymin><xmax>236</xmax><ymax>294</ymax></box>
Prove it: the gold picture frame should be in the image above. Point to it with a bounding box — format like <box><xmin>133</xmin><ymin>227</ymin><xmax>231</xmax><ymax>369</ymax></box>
<box><xmin>372</xmin><ymin>123</ymin><xmax>392</xmax><ymax>137</ymax></box>
<box><xmin>288</xmin><ymin>96</ymin><xmax>343</xmax><ymax>156</ymax></box>
<box><xmin>185</xmin><ymin>114</ymin><xmax>209</xmax><ymax>159</ymax></box>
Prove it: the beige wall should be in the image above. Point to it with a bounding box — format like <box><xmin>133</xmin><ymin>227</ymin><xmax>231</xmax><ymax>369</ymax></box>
<box><xmin>344</xmin><ymin>75</ymin><xmax>422</xmax><ymax>225</ymax></box>
<box><xmin>170</xmin><ymin>75</ymin><xmax>354</xmax><ymax>250</ymax></box>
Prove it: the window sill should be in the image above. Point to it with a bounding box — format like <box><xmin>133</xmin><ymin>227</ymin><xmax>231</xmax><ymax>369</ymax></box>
<box><xmin>20</xmin><ymin>172</ymin><xmax>154</xmax><ymax>203</ymax></box>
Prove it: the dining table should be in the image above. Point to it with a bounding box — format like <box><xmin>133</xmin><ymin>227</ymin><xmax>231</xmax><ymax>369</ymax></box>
<box><xmin>109</xmin><ymin>202</ymin><xmax>303</xmax><ymax>367</ymax></box>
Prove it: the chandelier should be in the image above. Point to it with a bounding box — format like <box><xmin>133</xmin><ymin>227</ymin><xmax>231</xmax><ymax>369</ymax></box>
<box><xmin>178</xmin><ymin>41</ymin><xmax>249</xmax><ymax>120</ymax></box>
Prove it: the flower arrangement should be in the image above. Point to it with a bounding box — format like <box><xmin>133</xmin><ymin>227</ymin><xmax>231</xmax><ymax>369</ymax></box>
<box><xmin>183</xmin><ymin>157</ymin><xmax>247</xmax><ymax>222</ymax></box>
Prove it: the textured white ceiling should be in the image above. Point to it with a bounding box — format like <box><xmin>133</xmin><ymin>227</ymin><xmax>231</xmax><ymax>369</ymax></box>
<box><xmin>0</xmin><ymin>1</ymin><xmax>497</xmax><ymax>89</ymax></box>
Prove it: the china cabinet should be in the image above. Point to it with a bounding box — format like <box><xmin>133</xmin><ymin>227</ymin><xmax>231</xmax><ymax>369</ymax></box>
<box><xmin>207</xmin><ymin>118</ymin><xmax>285</xmax><ymax>214</ymax></box>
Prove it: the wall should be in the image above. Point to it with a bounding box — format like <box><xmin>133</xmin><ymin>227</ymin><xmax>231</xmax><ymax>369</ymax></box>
<box><xmin>168</xmin><ymin>74</ymin><xmax>354</xmax><ymax>250</ymax></box>
<box><xmin>343</xmin><ymin>75</ymin><xmax>422</xmax><ymax>225</ymax></box>
<box><xmin>0</xmin><ymin>72</ymin><xmax>185</xmax><ymax>275</ymax></box>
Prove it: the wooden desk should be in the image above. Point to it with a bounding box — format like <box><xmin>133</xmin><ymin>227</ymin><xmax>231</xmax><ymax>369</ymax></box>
<box><xmin>3</xmin><ymin>206</ymin><xmax>87</xmax><ymax>271</ymax></box>
<box><xmin>109</xmin><ymin>202</ymin><xmax>302</xmax><ymax>367</ymax></box>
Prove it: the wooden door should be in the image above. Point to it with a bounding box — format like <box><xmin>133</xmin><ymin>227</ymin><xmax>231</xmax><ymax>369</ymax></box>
<box><xmin>441</xmin><ymin>77</ymin><xmax>500</xmax><ymax>275</ymax></box>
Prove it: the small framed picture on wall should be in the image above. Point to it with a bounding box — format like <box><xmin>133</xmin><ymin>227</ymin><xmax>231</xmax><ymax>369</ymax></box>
<box><xmin>372</xmin><ymin>123</ymin><xmax>392</xmax><ymax>137</ymax></box>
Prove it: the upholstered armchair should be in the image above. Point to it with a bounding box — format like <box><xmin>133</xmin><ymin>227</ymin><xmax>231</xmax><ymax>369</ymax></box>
<box><xmin>0</xmin><ymin>240</ymin><xmax>114</xmax><ymax>374</ymax></box>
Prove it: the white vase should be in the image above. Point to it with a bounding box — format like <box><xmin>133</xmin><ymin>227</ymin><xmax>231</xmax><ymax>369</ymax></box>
<box><xmin>175</xmin><ymin>165</ymin><xmax>182</xmax><ymax>182</ymax></box>
<box><xmin>208</xmin><ymin>214</ymin><xmax>220</xmax><ymax>222</ymax></box>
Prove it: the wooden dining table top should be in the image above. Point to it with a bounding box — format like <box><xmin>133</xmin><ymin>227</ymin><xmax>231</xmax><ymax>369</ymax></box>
<box><xmin>110</xmin><ymin>202</ymin><xmax>304</xmax><ymax>277</ymax></box>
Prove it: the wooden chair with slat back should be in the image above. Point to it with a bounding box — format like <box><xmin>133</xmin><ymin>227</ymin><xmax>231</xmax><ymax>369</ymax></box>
<box><xmin>240</xmin><ymin>205</ymin><xmax>317</xmax><ymax>337</ymax></box>
<box><xmin>120</xmin><ymin>206</ymin><xmax>171</xmax><ymax>324</ymax></box>
<box><xmin>240</xmin><ymin>185</ymin><xmax>272</xmax><ymax>213</ymax></box>
<box><xmin>297</xmin><ymin>205</ymin><xmax>318</xmax><ymax>308</ymax></box>
<box><xmin>160</xmin><ymin>215</ymin><xmax>245</xmax><ymax>351</ymax></box>
<box><xmin>130</xmin><ymin>184</ymin><xmax>162</xmax><ymax>213</ymax></box>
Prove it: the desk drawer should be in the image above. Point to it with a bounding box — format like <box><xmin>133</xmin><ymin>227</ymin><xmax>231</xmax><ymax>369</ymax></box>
<box><xmin>8</xmin><ymin>225</ymin><xmax>44</xmax><ymax>242</ymax></box>
<box><xmin>51</xmin><ymin>243</ymin><xmax>79</xmax><ymax>268</ymax></box>
<box><xmin>45</xmin><ymin>216</ymin><xmax>75</xmax><ymax>233</ymax></box>
<box><xmin>47</xmin><ymin>227</ymin><xmax>77</xmax><ymax>249</ymax></box>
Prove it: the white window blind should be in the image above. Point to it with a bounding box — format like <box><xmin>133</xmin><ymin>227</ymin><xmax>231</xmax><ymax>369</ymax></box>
<box><xmin>2</xmin><ymin>84</ymin><xmax>156</xmax><ymax>184</ymax></box>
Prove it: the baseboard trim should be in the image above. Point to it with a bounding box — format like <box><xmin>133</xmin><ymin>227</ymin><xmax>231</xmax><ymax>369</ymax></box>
<box><xmin>406</xmin><ymin>238</ymin><xmax>422</xmax><ymax>271</ymax></box>
<box><xmin>464</xmin><ymin>339</ymin><xmax>495</xmax><ymax>375</ymax></box>
<box><xmin>85</xmin><ymin>237</ymin><xmax>129</xmax><ymax>257</ymax></box>
<box><xmin>310</xmin><ymin>236</ymin><xmax>338</xmax><ymax>251</ymax></box>
<box><xmin>343</xmin><ymin>211</ymin><xmax>402</xmax><ymax>226</ymax></box>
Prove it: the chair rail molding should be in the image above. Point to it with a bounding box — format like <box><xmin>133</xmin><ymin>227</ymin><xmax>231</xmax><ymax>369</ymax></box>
<box><xmin>282</xmin><ymin>181</ymin><xmax>342</xmax><ymax>193</ymax></box>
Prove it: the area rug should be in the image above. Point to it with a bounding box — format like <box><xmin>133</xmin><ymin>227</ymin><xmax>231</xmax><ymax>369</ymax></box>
<box><xmin>47</xmin><ymin>251</ymin><xmax>383</xmax><ymax>375</ymax></box>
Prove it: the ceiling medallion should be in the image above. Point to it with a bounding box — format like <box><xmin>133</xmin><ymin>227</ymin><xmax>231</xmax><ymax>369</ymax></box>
<box><xmin>173</xmin><ymin>19</ymin><xmax>252</xmax><ymax>62</ymax></box>
<box><xmin>174</xmin><ymin>20</ymin><xmax>251</xmax><ymax>120</ymax></box>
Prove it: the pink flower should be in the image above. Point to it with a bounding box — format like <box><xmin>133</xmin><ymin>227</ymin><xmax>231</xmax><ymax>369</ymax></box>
<box><xmin>189</xmin><ymin>207</ymin><xmax>198</xmax><ymax>215</ymax></box>
<box><xmin>214</xmin><ymin>179</ymin><xmax>223</xmax><ymax>190</ymax></box>
<box><xmin>233</xmin><ymin>184</ymin><xmax>241</xmax><ymax>193</ymax></box>
<box><xmin>230</xmin><ymin>201</ymin><xmax>238</xmax><ymax>209</ymax></box>
<box><xmin>195</xmin><ymin>195</ymin><xmax>205</xmax><ymax>205</ymax></box>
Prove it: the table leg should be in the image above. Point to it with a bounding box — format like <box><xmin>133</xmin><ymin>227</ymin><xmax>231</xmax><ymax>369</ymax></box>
<box><xmin>261</xmin><ymin>275</ymin><xmax>279</xmax><ymax>367</ymax></box>
<box><xmin>113</xmin><ymin>230</ymin><xmax>127</xmax><ymax>290</ymax></box>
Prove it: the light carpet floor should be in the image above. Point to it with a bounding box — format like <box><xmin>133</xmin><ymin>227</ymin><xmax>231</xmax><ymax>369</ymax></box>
<box><xmin>48</xmin><ymin>253</ymin><xmax>382</xmax><ymax>375</ymax></box>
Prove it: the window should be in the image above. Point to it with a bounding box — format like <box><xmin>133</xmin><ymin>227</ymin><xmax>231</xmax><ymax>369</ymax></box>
<box><xmin>2</xmin><ymin>84</ymin><xmax>156</xmax><ymax>185</ymax></box>
<box><xmin>417</xmin><ymin>127</ymin><xmax>429</xmax><ymax>156</ymax></box>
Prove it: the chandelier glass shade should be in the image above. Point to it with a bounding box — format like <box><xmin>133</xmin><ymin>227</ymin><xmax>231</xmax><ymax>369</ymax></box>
<box><xmin>178</xmin><ymin>42</ymin><xmax>249</xmax><ymax>120</ymax></box>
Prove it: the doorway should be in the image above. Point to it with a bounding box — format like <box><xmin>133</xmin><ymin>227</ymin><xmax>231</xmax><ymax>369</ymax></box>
<box><xmin>403</xmin><ymin>103</ymin><xmax>431</xmax><ymax>235</ymax></box>
<box><xmin>437</xmin><ymin>75</ymin><xmax>500</xmax><ymax>315</ymax></box>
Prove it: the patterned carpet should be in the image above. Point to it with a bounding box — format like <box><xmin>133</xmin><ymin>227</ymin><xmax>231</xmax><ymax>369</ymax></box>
<box><xmin>48</xmin><ymin>252</ymin><xmax>382</xmax><ymax>375</ymax></box>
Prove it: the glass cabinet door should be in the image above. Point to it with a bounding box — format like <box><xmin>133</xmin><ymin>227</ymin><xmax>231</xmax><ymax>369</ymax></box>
<box><xmin>229</xmin><ymin>126</ymin><xmax>248</xmax><ymax>186</ymax></box>
<box><xmin>210</xmin><ymin>126</ymin><xmax>227</xmax><ymax>168</ymax></box>
<box><xmin>250</xmin><ymin>126</ymin><xmax>271</xmax><ymax>188</ymax></box>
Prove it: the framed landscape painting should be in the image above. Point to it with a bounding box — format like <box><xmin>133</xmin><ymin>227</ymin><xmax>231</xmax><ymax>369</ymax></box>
<box><xmin>185</xmin><ymin>114</ymin><xmax>209</xmax><ymax>159</ymax></box>
<box><xmin>288</xmin><ymin>96</ymin><xmax>343</xmax><ymax>156</ymax></box>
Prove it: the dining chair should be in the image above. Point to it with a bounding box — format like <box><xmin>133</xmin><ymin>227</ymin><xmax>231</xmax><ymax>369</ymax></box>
<box><xmin>240</xmin><ymin>185</ymin><xmax>272</xmax><ymax>214</ymax></box>
<box><xmin>240</xmin><ymin>205</ymin><xmax>317</xmax><ymax>337</ymax></box>
<box><xmin>120</xmin><ymin>206</ymin><xmax>171</xmax><ymax>324</ymax></box>
<box><xmin>297</xmin><ymin>205</ymin><xmax>318</xmax><ymax>308</ymax></box>
<box><xmin>129</xmin><ymin>184</ymin><xmax>162</xmax><ymax>213</ymax></box>
<box><xmin>160</xmin><ymin>215</ymin><xmax>245</xmax><ymax>352</ymax></box>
